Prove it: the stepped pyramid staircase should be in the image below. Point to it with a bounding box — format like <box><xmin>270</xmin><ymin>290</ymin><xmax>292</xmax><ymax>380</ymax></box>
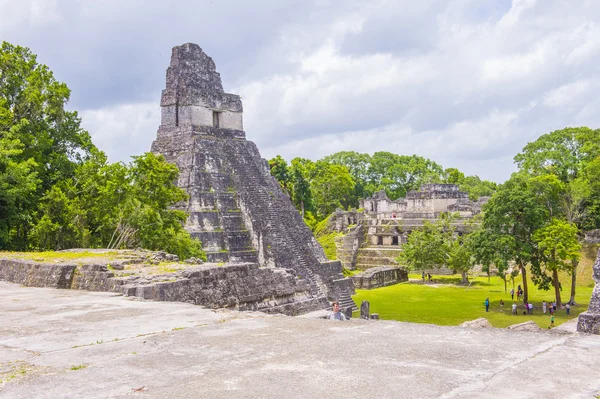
<box><xmin>150</xmin><ymin>42</ymin><xmax>354</xmax><ymax>315</ymax></box>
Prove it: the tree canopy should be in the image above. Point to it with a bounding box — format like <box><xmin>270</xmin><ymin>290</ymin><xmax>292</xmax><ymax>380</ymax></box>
<box><xmin>0</xmin><ymin>41</ymin><xmax>204</xmax><ymax>259</ymax></box>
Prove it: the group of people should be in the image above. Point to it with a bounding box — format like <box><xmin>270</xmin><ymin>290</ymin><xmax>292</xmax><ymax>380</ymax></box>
<box><xmin>484</xmin><ymin>294</ymin><xmax>573</xmax><ymax>329</ymax></box>
<box><xmin>421</xmin><ymin>271</ymin><xmax>433</xmax><ymax>282</ymax></box>
<box><xmin>510</xmin><ymin>286</ymin><xmax>524</xmax><ymax>301</ymax></box>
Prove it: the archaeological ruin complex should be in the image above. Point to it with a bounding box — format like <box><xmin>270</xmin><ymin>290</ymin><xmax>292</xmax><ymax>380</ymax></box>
<box><xmin>330</xmin><ymin>184</ymin><xmax>488</xmax><ymax>279</ymax></box>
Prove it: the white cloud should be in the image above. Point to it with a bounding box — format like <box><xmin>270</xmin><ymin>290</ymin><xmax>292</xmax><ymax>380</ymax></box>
<box><xmin>80</xmin><ymin>102</ymin><xmax>160</xmax><ymax>163</ymax></box>
<box><xmin>4</xmin><ymin>0</ymin><xmax>600</xmax><ymax>183</ymax></box>
<box><xmin>543</xmin><ymin>81</ymin><xmax>591</xmax><ymax>107</ymax></box>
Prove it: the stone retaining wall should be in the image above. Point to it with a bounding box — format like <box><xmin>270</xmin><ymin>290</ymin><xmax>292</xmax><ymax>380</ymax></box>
<box><xmin>0</xmin><ymin>258</ymin><xmax>328</xmax><ymax>315</ymax></box>
<box><xmin>352</xmin><ymin>267</ymin><xmax>408</xmax><ymax>289</ymax></box>
<box><xmin>578</xmin><ymin>248</ymin><xmax>600</xmax><ymax>334</ymax></box>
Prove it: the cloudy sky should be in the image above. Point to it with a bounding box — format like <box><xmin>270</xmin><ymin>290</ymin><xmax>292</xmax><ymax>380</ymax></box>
<box><xmin>2</xmin><ymin>0</ymin><xmax>599</xmax><ymax>182</ymax></box>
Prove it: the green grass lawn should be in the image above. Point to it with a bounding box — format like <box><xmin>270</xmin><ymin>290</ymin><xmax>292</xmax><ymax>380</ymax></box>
<box><xmin>352</xmin><ymin>273</ymin><xmax>593</xmax><ymax>328</ymax></box>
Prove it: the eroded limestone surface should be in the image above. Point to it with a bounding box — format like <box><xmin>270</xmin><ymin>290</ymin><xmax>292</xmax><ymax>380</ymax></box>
<box><xmin>1</xmin><ymin>282</ymin><xmax>600</xmax><ymax>399</ymax></box>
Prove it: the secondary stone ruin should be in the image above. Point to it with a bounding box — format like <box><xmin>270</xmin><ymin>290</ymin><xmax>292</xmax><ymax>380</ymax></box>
<box><xmin>577</xmin><ymin>248</ymin><xmax>600</xmax><ymax>334</ymax></box>
<box><xmin>351</xmin><ymin>266</ymin><xmax>408</xmax><ymax>289</ymax></box>
<box><xmin>150</xmin><ymin>43</ymin><xmax>354</xmax><ymax>313</ymax></box>
<box><xmin>325</xmin><ymin>184</ymin><xmax>485</xmax><ymax>277</ymax></box>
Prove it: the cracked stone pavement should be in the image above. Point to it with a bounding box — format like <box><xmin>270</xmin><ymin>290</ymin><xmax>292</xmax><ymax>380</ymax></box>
<box><xmin>1</xmin><ymin>281</ymin><xmax>599</xmax><ymax>398</ymax></box>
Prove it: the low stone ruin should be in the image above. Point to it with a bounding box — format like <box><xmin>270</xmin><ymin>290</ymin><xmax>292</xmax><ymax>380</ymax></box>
<box><xmin>459</xmin><ymin>318</ymin><xmax>492</xmax><ymax>328</ymax></box>
<box><xmin>351</xmin><ymin>266</ymin><xmax>408</xmax><ymax>289</ymax></box>
<box><xmin>577</xmin><ymin>249</ymin><xmax>600</xmax><ymax>334</ymax></box>
<box><xmin>0</xmin><ymin>250</ymin><xmax>322</xmax><ymax>314</ymax></box>
<box><xmin>584</xmin><ymin>230</ymin><xmax>600</xmax><ymax>244</ymax></box>
<box><xmin>506</xmin><ymin>321</ymin><xmax>541</xmax><ymax>332</ymax></box>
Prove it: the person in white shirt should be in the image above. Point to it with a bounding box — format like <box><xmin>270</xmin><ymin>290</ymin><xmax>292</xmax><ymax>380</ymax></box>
<box><xmin>328</xmin><ymin>301</ymin><xmax>347</xmax><ymax>321</ymax></box>
<box><xmin>512</xmin><ymin>302</ymin><xmax>517</xmax><ymax>315</ymax></box>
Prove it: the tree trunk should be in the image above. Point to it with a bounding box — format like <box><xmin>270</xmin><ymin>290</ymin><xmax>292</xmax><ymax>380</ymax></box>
<box><xmin>569</xmin><ymin>259</ymin><xmax>578</xmax><ymax>305</ymax></box>
<box><xmin>520</xmin><ymin>261</ymin><xmax>529</xmax><ymax>304</ymax></box>
<box><xmin>504</xmin><ymin>277</ymin><xmax>507</xmax><ymax>293</ymax></box>
<box><xmin>553</xmin><ymin>268</ymin><xmax>562</xmax><ymax>308</ymax></box>
<box><xmin>460</xmin><ymin>270</ymin><xmax>469</xmax><ymax>284</ymax></box>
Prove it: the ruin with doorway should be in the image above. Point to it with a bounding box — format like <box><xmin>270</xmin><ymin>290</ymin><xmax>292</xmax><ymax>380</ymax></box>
<box><xmin>327</xmin><ymin>184</ymin><xmax>487</xmax><ymax>279</ymax></box>
<box><xmin>150</xmin><ymin>43</ymin><xmax>355</xmax><ymax>314</ymax></box>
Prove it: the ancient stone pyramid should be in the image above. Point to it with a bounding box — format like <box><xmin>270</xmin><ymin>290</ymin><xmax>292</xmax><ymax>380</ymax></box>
<box><xmin>151</xmin><ymin>43</ymin><xmax>355</xmax><ymax>313</ymax></box>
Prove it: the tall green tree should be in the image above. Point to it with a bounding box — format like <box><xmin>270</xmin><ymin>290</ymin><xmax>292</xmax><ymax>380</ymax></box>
<box><xmin>289</xmin><ymin>158</ymin><xmax>313</xmax><ymax>218</ymax></box>
<box><xmin>310</xmin><ymin>161</ymin><xmax>355</xmax><ymax>219</ymax></box>
<box><xmin>31</xmin><ymin>152</ymin><xmax>204</xmax><ymax>260</ymax></box>
<box><xmin>532</xmin><ymin>219</ymin><xmax>581</xmax><ymax>307</ymax></box>
<box><xmin>268</xmin><ymin>155</ymin><xmax>290</xmax><ymax>195</ymax></box>
<box><xmin>398</xmin><ymin>213</ymin><xmax>475</xmax><ymax>283</ymax></box>
<box><xmin>482</xmin><ymin>173</ymin><xmax>548</xmax><ymax>303</ymax></box>
<box><xmin>0</xmin><ymin>41</ymin><xmax>96</xmax><ymax>249</ymax></box>
<box><xmin>0</xmin><ymin>131</ymin><xmax>40</xmax><ymax>248</ymax></box>
<box><xmin>514</xmin><ymin>127</ymin><xmax>600</xmax><ymax>303</ymax></box>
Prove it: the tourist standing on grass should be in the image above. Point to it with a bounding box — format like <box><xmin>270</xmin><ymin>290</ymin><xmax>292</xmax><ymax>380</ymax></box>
<box><xmin>550</xmin><ymin>314</ymin><xmax>555</xmax><ymax>328</ymax></box>
<box><xmin>500</xmin><ymin>299</ymin><xmax>504</xmax><ymax>308</ymax></box>
<box><xmin>510</xmin><ymin>288</ymin><xmax>514</xmax><ymax>300</ymax></box>
<box><xmin>512</xmin><ymin>302</ymin><xmax>517</xmax><ymax>315</ymax></box>
<box><xmin>543</xmin><ymin>301</ymin><xmax>547</xmax><ymax>314</ymax></box>
<box><xmin>422</xmin><ymin>271</ymin><xmax>425</xmax><ymax>282</ymax></box>
<box><xmin>528</xmin><ymin>302</ymin><xmax>533</xmax><ymax>314</ymax></box>
<box><xmin>484</xmin><ymin>298</ymin><xmax>489</xmax><ymax>312</ymax></box>
<box><xmin>566</xmin><ymin>303</ymin><xmax>571</xmax><ymax>315</ymax></box>
<box><xmin>552</xmin><ymin>301</ymin><xmax>557</xmax><ymax>313</ymax></box>
<box><xmin>524</xmin><ymin>301</ymin><xmax>529</xmax><ymax>314</ymax></box>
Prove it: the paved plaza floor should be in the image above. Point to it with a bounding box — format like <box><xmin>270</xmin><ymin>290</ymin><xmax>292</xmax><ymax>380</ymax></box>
<box><xmin>1</xmin><ymin>281</ymin><xmax>599</xmax><ymax>398</ymax></box>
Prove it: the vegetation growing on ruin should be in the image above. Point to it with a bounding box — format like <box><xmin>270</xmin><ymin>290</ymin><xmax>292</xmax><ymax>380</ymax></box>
<box><xmin>0</xmin><ymin>250</ymin><xmax>121</xmax><ymax>262</ymax></box>
<box><xmin>313</xmin><ymin>214</ymin><xmax>342</xmax><ymax>260</ymax></box>
<box><xmin>0</xmin><ymin>42</ymin><xmax>205</xmax><ymax>260</ymax></box>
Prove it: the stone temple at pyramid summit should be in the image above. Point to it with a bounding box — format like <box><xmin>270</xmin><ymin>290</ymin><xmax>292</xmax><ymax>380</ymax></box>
<box><xmin>150</xmin><ymin>43</ymin><xmax>354</xmax><ymax>314</ymax></box>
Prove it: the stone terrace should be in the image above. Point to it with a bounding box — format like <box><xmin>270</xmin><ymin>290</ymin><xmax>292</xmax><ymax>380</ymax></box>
<box><xmin>1</xmin><ymin>282</ymin><xmax>600</xmax><ymax>399</ymax></box>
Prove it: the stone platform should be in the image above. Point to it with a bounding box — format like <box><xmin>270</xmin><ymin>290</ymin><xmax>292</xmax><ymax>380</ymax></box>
<box><xmin>1</xmin><ymin>282</ymin><xmax>600</xmax><ymax>399</ymax></box>
<box><xmin>0</xmin><ymin>250</ymin><xmax>328</xmax><ymax>315</ymax></box>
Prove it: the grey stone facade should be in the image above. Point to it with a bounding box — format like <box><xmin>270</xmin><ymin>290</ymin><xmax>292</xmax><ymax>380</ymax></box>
<box><xmin>577</xmin><ymin>249</ymin><xmax>600</xmax><ymax>334</ymax></box>
<box><xmin>351</xmin><ymin>266</ymin><xmax>408</xmax><ymax>289</ymax></box>
<box><xmin>0</xmin><ymin>256</ymin><xmax>327</xmax><ymax>314</ymax></box>
<box><xmin>151</xmin><ymin>43</ymin><xmax>352</xmax><ymax>312</ymax></box>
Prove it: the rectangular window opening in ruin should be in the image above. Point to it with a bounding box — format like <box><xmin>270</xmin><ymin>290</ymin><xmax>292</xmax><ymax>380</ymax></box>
<box><xmin>377</xmin><ymin>236</ymin><xmax>383</xmax><ymax>246</ymax></box>
<box><xmin>392</xmin><ymin>236</ymin><xmax>399</xmax><ymax>246</ymax></box>
<box><xmin>212</xmin><ymin>111</ymin><xmax>220</xmax><ymax>128</ymax></box>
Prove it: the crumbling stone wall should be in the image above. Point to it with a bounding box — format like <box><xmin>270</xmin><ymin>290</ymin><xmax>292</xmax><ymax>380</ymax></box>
<box><xmin>351</xmin><ymin>266</ymin><xmax>408</xmax><ymax>289</ymax></box>
<box><xmin>578</xmin><ymin>249</ymin><xmax>600</xmax><ymax>334</ymax></box>
<box><xmin>0</xmin><ymin>257</ymin><xmax>328</xmax><ymax>314</ymax></box>
<box><xmin>0</xmin><ymin>259</ymin><xmax>76</xmax><ymax>288</ymax></box>
<box><xmin>584</xmin><ymin>230</ymin><xmax>600</xmax><ymax>244</ymax></box>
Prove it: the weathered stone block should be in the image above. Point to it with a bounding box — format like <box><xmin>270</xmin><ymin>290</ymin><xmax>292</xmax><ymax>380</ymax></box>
<box><xmin>578</xmin><ymin>249</ymin><xmax>600</xmax><ymax>334</ymax></box>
